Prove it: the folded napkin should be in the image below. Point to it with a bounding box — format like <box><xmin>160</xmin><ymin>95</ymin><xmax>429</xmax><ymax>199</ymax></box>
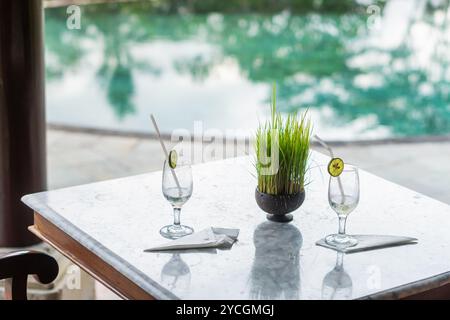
<box><xmin>144</xmin><ymin>227</ymin><xmax>239</xmax><ymax>252</ymax></box>
<box><xmin>316</xmin><ymin>235</ymin><xmax>418</xmax><ymax>253</ymax></box>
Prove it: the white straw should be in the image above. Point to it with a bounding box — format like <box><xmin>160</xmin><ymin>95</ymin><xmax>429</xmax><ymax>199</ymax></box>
<box><xmin>314</xmin><ymin>135</ymin><xmax>335</xmax><ymax>158</ymax></box>
<box><xmin>150</xmin><ymin>114</ymin><xmax>182</xmax><ymax>195</ymax></box>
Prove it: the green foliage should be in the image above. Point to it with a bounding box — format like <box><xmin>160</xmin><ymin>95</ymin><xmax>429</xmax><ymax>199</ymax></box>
<box><xmin>255</xmin><ymin>84</ymin><xmax>311</xmax><ymax>195</ymax></box>
<box><xmin>45</xmin><ymin>0</ymin><xmax>383</xmax><ymax>14</ymax></box>
<box><xmin>158</xmin><ymin>0</ymin><xmax>368</xmax><ymax>14</ymax></box>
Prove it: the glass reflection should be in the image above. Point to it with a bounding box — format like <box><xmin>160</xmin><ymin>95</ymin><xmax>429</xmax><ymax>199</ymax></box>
<box><xmin>321</xmin><ymin>252</ymin><xmax>353</xmax><ymax>300</ymax></box>
<box><xmin>250</xmin><ymin>221</ymin><xmax>302</xmax><ymax>299</ymax></box>
<box><xmin>161</xmin><ymin>253</ymin><xmax>191</xmax><ymax>294</ymax></box>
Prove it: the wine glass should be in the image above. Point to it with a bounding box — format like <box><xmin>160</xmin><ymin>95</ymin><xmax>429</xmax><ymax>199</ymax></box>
<box><xmin>160</xmin><ymin>156</ymin><xmax>194</xmax><ymax>239</ymax></box>
<box><xmin>325</xmin><ymin>164</ymin><xmax>359</xmax><ymax>248</ymax></box>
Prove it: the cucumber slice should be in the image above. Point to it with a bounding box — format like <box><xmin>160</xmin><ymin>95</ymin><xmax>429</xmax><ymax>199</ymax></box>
<box><xmin>168</xmin><ymin>150</ymin><xmax>178</xmax><ymax>169</ymax></box>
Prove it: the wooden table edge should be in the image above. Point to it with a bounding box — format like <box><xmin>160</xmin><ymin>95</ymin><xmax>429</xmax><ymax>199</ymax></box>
<box><xmin>29</xmin><ymin>212</ymin><xmax>155</xmax><ymax>300</ymax></box>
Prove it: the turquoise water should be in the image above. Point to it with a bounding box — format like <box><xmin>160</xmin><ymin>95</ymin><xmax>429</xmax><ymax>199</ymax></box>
<box><xmin>45</xmin><ymin>1</ymin><xmax>450</xmax><ymax>140</ymax></box>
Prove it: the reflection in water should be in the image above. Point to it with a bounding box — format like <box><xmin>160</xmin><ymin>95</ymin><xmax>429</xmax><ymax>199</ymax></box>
<box><xmin>45</xmin><ymin>1</ymin><xmax>450</xmax><ymax>138</ymax></box>
<box><xmin>250</xmin><ymin>221</ymin><xmax>302</xmax><ymax>299</ymax></box>
<box><xmin>322</xmin><ymin>252</ymin><xmax>352</xmax><ymax>300</ymax></box>
<box><xmin>106</xmin><ymin>64</ymin><xmax>135</xmax><ymax>118</ymax></box>
<box><xmin>161</xmin><ymin>254</ymin><xmax>191</xmax><ymax>294</ymax></box>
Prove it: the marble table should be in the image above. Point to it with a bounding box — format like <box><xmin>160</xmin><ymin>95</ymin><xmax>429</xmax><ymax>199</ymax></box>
<box><xmin>22</xmin><ymin>152</ymin><xmax>450</xmax><ymax>300</ymax></box>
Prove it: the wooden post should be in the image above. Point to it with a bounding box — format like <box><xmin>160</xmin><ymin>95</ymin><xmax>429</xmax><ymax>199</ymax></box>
<box><xmin>0</xmin><ymin>0</ymin><xmax>46</xmax><ymax>247</ymax></box>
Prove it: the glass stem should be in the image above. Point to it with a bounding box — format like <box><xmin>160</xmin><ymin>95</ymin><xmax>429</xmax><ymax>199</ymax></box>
<box><xmin>338</xmin><ymin>216</ymin><xmax>347</xmax><ymax>235</ymax></box>
<box><xmin>173</xmin><ymin>207</ymin><xmax>181</xmax><ymax>227</ymax></box>
<box><xmin>336</xmin><ymin>252</ymin><xmax>344</xmax><ymax>270</ymax></box>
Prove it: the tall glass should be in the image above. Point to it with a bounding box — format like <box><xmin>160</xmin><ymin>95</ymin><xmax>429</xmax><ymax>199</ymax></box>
<box><xmin>160</xmin><ymin>158</ymin><xmax>194</xmax><ymax>239</ymax></box>
<box><xmin>325</xmin><ymin>164</ymin><xmax>359</xmax><ymax>248</ymax></box>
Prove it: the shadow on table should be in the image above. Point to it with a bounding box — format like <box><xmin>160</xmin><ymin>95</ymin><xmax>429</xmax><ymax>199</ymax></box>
<box><xmin>250</xmin><ymin>221</ymin><xmax>302</xmax><ymax>299</ymax></box>
<box><xmin>321</xmin><ymin>252</ymin><xmax>353</xmax><ymax>300</ymax></box>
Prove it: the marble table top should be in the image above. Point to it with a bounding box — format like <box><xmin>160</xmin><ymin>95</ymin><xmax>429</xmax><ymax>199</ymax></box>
<box><xmin>22</xmin><ymin>152</ymin><xmax>450</xmax><ymax>299</ymax></box>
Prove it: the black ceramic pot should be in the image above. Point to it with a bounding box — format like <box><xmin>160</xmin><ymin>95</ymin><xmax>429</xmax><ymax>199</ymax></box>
<box><xmin>255</xmin><ymin>188</ymin><xmax>305</xmax><ymax>223</ymax></box>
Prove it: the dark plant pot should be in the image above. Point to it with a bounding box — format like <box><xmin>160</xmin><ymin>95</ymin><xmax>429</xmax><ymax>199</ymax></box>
<box><xmin>255</xmin><ymin>188</ymin><xmax>305</xmax><ymax>223</ymax></box>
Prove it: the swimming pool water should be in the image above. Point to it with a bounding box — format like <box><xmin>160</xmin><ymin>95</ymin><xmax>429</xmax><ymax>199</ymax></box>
<box><xmin>45</xmin><ymin>1</ymin><xmax>450</xmax><ymax>140</ymax></box>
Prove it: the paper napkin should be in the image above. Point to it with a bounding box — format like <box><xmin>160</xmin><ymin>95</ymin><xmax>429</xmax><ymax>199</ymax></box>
<box><xmin>144</xmin><ymin>227</ymin><xmax>239</xmax><ymax>252</ymax></box>
<box><xmin>316</xmin><ymin>234</ymin><xmax>418</xmax><ymax>253</ymax></box>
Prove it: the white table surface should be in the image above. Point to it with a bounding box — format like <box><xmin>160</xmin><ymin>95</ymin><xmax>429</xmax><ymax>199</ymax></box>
<box><xmin>22</xmin><ymin>152</ymin><xmax>450</xmax><ymax>299</ymax></box>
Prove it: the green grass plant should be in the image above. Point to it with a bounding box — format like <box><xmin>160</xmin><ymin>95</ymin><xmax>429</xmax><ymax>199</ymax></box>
<box><xmin>255</xmin><ymin>84</ymin><xmax>312</xmax><ymax>195</ymax></box>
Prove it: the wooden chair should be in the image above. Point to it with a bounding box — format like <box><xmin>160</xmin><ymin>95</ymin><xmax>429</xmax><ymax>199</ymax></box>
<box><xmin>0</xmin><ymin>250</ymin><xmax>58</xmax><ymax>300</ymax></box>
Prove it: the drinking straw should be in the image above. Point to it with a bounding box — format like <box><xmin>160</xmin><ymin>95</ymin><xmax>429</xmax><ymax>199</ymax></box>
<box><xmin>314</xmin><ymin>135</ymin><xmax>345</xmax><ymax>198</ymax></box>
<box><xmin>150</xmin><ymin>114</ymin><xmax>182</xmax><ymax>195</ymax></box>
<box><xmin>314</xmin><ymin>135</ymin><xmax>335</xmax><ymax>158</ymax></box>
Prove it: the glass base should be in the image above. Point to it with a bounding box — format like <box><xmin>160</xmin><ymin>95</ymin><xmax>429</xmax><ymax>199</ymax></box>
<box><xmin>325</xmin><ymin>234</ymin><xmax>358</xmax><ymax>249</ymax></box>
<box><xmin>160</xmin><ymin>224</ymin><xmax>194</xmax><ymax>239</ymax></box>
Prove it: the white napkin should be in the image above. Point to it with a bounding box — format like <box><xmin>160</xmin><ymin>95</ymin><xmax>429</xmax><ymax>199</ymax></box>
<box><xmin>144</xmin><ymin>227</ymin><xmax>239</xmax><ymax>252</ymax></box>
<box><xmin>316</xmin><ymin>234</ymin><xmax>418</xmax><ymax>253</ymax></box>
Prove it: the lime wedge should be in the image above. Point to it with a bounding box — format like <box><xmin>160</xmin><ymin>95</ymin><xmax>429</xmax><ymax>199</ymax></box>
<box><xmin>328</xmin><ymin>158</ymin><xmax>344</xmax><ymax>177</ymax></box>
<box><xmin>168</xmin><ymin>150</ymin><xmax>178</xmax><ymax>169</ymax></box>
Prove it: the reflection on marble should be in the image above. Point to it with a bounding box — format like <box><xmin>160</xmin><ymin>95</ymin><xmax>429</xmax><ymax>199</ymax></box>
<box><xmin>250</xmin><ymin>221</ymin><xmax>302</xmax><ymax>299</ymax></box>
<box><xmin>161</xmin><ymin>254</ymin><xmax>191</xmax><ymax>296</ymax></box>
<box><xmin>322</xmin><ymin>253</ymin><xmax>352</xmax><ymax>300</ymax></box>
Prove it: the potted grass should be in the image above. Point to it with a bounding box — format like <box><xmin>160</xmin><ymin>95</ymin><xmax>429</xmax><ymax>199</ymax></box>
<box><xmin>255</xmin><ymin>84</ymin><xmax>312</xmax><ymax>223</ymax></box>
